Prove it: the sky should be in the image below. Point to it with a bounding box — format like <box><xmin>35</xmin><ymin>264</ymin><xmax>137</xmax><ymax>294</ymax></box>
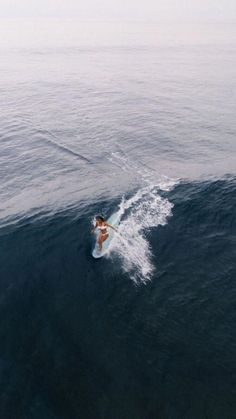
<box><xmin>0</xmin><ymin>0</ymin><xmax>236</xmax><ymax>22</ymax></box>
<box><xmin>0</xmin><ymin>1</ymin><xmax>235</xmax><ymax>48</ymax></box>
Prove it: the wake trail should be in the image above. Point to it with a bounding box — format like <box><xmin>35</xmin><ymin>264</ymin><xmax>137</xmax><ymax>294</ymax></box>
<box><xmin>17</xmin><ymin>116</ymin><xmax>92</xmax><ymax>164</ymax></box>
<box><xmin>37</xmin><ymin>129</ymin><xmax>91</xmax><ymax>163</ymax></box>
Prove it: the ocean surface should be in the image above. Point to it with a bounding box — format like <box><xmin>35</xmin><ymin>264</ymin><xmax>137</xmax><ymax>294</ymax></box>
<box><xmin>0</xmin><ymin>35</ymin><xmax>236</xmax><ymax>418</ymax></box>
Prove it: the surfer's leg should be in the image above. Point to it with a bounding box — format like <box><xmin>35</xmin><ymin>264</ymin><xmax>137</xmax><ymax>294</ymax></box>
<box><xmin>98</xmin><ymin>233</ymin><xmax>109</xmax><ymax>250</ymax></box>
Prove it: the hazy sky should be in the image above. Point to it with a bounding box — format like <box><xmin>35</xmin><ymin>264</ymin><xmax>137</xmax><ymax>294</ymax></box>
<box><xmin>0</xmin><ymin>0</ymin><xmax>236</xmax><ymax>22</ymax></box>
<box><xmin>0</xmin><ymin>1</ymin><xmax>235</xmax><ymax>48</ymax></box>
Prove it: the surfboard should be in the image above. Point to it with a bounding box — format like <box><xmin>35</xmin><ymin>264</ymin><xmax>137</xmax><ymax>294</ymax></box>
<box><xmin>92</xmin><ymin>211</ymin><xmax>121</xmax><ymax>259</ymax></box>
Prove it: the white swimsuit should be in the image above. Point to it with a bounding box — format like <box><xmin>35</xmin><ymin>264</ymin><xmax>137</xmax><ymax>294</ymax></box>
<box><xmin>97</xmin><ymin>224</ymin><xmax>108</xmax><ymax>235</ymax></box>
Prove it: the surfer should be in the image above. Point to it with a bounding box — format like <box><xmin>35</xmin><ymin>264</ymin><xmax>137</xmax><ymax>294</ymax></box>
<box><xmin>92</xmin><ymin>215</ymin><xmax>118</xmax><ymax>251</ymax></box>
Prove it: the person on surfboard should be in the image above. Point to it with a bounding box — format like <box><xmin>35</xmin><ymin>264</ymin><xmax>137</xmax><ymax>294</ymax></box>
<box><xmin>92</xmin><ymin>215</ymin><xmax>118</xmax><ymax>251</ymax></box>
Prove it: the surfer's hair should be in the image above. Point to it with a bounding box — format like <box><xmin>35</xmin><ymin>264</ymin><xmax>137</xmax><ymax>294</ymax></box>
<box><xmin>96</xmin><ymin>215</ymin><xmax>105</xmax><ymax>222</ymax></box>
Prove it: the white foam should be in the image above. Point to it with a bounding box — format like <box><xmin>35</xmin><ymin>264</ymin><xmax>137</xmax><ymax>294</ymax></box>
<box><xmin>106</xmin><ymin>151</ymin><xmax>177</xmax><ymax>282</ymax></box>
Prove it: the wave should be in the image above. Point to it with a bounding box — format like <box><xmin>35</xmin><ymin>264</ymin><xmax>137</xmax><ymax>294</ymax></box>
<box><xmin>0</xmin><ymin>175</ymin><xmax>235</xmax><ymax>419</ymax></box>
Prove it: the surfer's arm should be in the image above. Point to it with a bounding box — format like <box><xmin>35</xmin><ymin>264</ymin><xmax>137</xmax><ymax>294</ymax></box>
<box><xmin>106</xmin><ymin>223</ymin><xmax>118</xmax><ymax>232</ymax></box>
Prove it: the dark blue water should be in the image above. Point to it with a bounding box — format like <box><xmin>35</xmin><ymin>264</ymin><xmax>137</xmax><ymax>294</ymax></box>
<box><xmin>0</xmin><ymin>43</ymin><xmax>236</xmax><ymax>418</ymax></box>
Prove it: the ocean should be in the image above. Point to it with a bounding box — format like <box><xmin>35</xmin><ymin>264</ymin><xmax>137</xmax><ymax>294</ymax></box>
<box><xmin>0</xmin><ymin>25</ymin><xmax>236</xmax><ymax>418</ymax></box>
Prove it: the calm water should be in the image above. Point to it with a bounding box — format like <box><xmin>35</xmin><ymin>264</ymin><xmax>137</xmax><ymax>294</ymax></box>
<box><xmin>0</xmin><ymin>36</ymin><xmax>236</xmax><ymax>418</ymax></box>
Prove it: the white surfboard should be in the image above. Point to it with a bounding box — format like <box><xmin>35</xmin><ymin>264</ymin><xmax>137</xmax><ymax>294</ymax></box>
<box><xmin>92</xmin><ymin>211</ymin><xmax>121</xmax><ymax>259</ymax></box>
